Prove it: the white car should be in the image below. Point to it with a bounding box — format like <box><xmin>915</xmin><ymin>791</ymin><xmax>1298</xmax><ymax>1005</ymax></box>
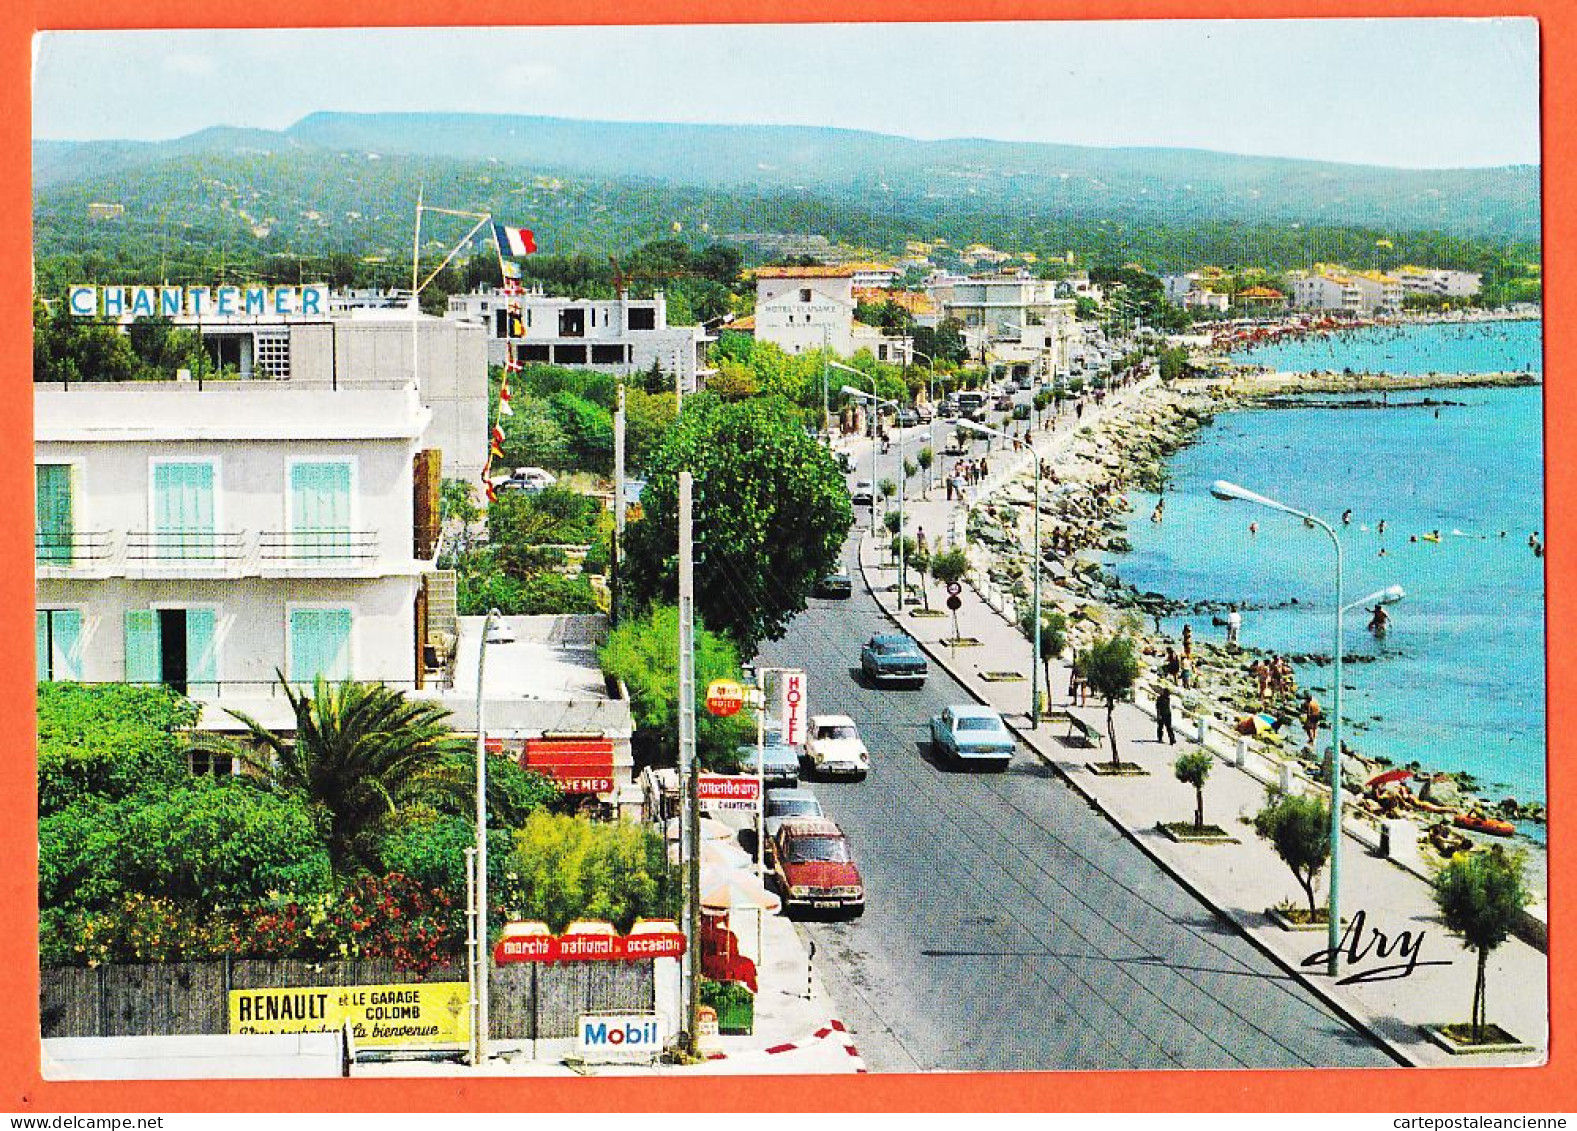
<box><xmin>511</xmin><ymin>467</ymin><xmax>557</xmax><ymax>489</ymax></box>
<box><xmin>801</xmin><ymin>714</ymin><xmax>870</xmax><ymax>780</ymax></box>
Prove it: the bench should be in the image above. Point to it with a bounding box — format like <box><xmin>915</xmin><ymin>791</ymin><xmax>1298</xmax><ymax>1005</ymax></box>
<box><xmin>1048</xmin><ymin>709</ymin><xmax>1104</xmax><ymax>748</ymax></box>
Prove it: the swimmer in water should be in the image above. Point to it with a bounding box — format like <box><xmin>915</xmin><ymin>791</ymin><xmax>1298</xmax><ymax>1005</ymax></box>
<box><xmin>1341</xmin><ymin>509</ymin><xmax>1353</xmax><ymax>525</ymax></box>
<box><xmin>1249</xmin><ymin>521</ymin><xmax>1259</xmax><ymax>536</ymax></box>
<box><xmin>1376</xmin><ymin>519</ymin><xmax>1386</xmax><ymax>535</ymax></box>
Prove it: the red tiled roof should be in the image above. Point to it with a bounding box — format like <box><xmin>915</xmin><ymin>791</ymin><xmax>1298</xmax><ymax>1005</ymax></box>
<box><xmin>752</xmin><ymin>266</ymin><xmax>856</xmax><ymax>279</ymax></box>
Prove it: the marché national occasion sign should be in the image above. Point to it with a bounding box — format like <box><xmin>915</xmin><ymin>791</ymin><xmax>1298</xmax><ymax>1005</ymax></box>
<box><xmin>228</xmin><ymin>981</ymin><xmax>469</xmax><ymax>1049</ymax></box>
<box><xmin>69</xmin><ymin>284</ymin><xmax>328</xmax><ymax>319</ymax></box>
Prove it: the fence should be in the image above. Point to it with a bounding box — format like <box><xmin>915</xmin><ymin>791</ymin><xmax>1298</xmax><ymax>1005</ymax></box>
<box><xmin>42</xmin><ymin>956</ymin><xmax>654</xmax><ymax>1042</ymax></box>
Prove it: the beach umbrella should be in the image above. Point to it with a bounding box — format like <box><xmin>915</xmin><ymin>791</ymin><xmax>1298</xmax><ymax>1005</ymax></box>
<box><xmin>1367</xmin><ymin>768</ymin><xmax>1414</xmax><ymax>789</ymax></box>
<box><xmin>663</xmin><ymin>815</ymin><xmax>735</xmax><ymax>842</ymax></box>
<box><xmin>670</xmin><ymin>838</ymin><xmax>752</xmax><ymax>869</ymax></box>
<box><xmin>699</xmin><ymin>868</ymin><xmax>781</xmax><ymax>913</ymax></box>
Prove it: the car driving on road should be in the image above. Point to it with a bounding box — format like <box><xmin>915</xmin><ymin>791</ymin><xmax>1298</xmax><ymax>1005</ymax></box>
<box><xmin>772</xmin><ymin>817</ymin><xmax>865</xmax><ymax>917</ymax></box>
<box><xmin>850</xmin><ymin>480</ymin><xmax>875</xmax><ymax>506</ymax></box>
<box><xmin>801</xmin><ymin>714</ymin><xmax>870</xmax><ymax>780</ymax></box>
<box><xmin>860</xmin><ymin>633</ymin><xmax>928</xmax><ymax>688</ymax></box>
<box><xmin>813</xmin><ymin>570</ymin><xmax>854</xmax><ymax>599</ymax></box>
<box><xmin>930</xmin><ymin>704</ymin><xmax>1016</xmax><ymax>770</ymax></box>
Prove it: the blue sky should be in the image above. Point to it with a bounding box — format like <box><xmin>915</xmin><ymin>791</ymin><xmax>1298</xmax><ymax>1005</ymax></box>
<box><xmin>31</xmin><ymin>19</ymin><xmax>1540</xmax><ymax>168</ymax></box>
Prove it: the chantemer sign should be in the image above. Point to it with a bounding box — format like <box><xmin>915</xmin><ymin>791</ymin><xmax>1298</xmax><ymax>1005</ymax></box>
<box><xmin>68</xmin><ymin>284</ymin><xmax>329</xmax><ymax>320</ymax></box>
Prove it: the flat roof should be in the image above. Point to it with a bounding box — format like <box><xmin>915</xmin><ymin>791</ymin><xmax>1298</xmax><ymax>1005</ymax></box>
<box><xmin>450</xmin><ymin>614</ymin><xmax>612</xmax><ymax>704</ymax></box>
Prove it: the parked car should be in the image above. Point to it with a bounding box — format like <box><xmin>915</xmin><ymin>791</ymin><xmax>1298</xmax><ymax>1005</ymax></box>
<box><xmin>850</xmin><ymin>480</ymin><xmax>875</xmax><ymax>506</ymax></box>
<box><xmin>859</xmin><ymin>633</ymin><xmax>928</xmax><ymax>688</ymax></box>
<box><xmin>771</xmin><ymin>817</ymin><xmax>865</xmax><ymax>917</ymax></box>
<box><xmin>896</xmin><ymin>408</ymin><xmax>919</xmax><ymax>428</ymax></box>
<box><xmin>814</xmin><ymin>570</ymin><xmax>854</xmax><ymax>599</ymax></box>
<box><xmin>764</xmin><ymin>787</ymin><xmax>825</xmax><ymax>840</ymax></box>
<box><xmin>915</xmin><ymin>403</ymin><xmax>935</xmax><ymax>423</ymax></box>
<box><xmin>801</xmin><ymin>714</ymin><xmax>870</xmax><ymax>780</ymax></box>
<box><xmin>993</xmin><ymin>394</ymin><xmax>1014</xmax><ymax>412</ymax></box>
<box><xmin>511</xmin><ymin>467</ymin><xmax>557</xmax><ymax>489</ymax></box>
<box><xmin>930</xmin><ymin>704</ymin><xmax>1016</xmax><ymax>770</ymax></box>
<box><xmin>735</xmin><ymin>738</ymin><xmax>800</xmax><ymax>788</ymax></box>
<box><xmin>936</xmin><ymin>401</ymin><xmax>958</xmax><ymax>419</ymax></box>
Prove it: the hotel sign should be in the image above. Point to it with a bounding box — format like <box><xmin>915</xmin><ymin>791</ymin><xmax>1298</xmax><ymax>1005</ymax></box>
<box><xmin>69</xmin><ymin>284</ymin><xmax>328</xmax><ymax>319</ymax></box>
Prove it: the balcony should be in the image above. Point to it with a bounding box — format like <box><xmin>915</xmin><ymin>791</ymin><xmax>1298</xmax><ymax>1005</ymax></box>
<box><xmin>258</xmin><ymin>529</ymin><xmax>380</xmax><ymax>565</ymax></box>
<box><xmin>34</xmin><ymin>530</ymin><xmax>114</xmax><ymax>575</ymax></box>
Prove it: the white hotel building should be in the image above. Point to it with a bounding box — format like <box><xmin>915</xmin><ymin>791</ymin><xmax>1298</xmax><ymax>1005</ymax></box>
<box><xmin>445</xmin><ymin>289</ymin><xmax>714</xmax><ymax>394</ymax></box>
<box><xmin>35</xmin><ymin>381</ymin><xmax>447</xmax><ymax>731</ymax></box>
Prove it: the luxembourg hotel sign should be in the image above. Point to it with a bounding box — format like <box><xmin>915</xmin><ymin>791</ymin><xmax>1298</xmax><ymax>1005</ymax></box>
<box><xmin>68</xmin><ymin>284</ymin><xmax>330</xmax><ymax>319</ymax></box>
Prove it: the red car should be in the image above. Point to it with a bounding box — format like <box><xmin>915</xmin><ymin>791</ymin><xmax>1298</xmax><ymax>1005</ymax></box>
<box><xmin>772</xmin><ymin>817</ymin><xmax>865</xmax><ymax>917</ymax></box>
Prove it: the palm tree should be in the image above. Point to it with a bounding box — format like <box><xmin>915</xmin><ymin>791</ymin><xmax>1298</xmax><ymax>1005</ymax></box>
<box><xmin>190</xmin><ymin>674</ymin><xmax>471</xmax><ymax>877</ymax></box>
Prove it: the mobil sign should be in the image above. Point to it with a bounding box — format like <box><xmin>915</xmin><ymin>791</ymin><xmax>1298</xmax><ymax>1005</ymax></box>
<box><xmin>779</xmin><ymin>669</ymin><xmax>808</xmax><ymax>747</ymax></box>
<box><xmin>579</xmin><ymin>1013</ymin><xmax>665</xmax><ymax>1057</ymax></box>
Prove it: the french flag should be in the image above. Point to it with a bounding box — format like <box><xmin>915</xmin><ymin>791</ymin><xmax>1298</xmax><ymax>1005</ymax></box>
<box><xmin>495</xmin><ymin>222</ymin><xmax>537</xmax><ymax>257</ymax></box>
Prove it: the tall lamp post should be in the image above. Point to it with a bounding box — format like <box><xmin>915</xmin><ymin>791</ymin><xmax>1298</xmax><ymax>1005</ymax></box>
<box><xmin>959</xmin><ymin>418</ymin><xmax>1043</xmax><ymax>728</ymax></box>
<box><xmin>1209</xmin><ymin>480</ymin><xmax>1404</xmax><ymax>976</ymax></box>
<box><xmin>840</xmin><ymin>380</ymin><xmax>907</xmax><ymax>605</ymax></box>
<box><xmin>472</xmin><ymin>605</ymin><xmax>502</xmax><ymax>1065</ymax></box>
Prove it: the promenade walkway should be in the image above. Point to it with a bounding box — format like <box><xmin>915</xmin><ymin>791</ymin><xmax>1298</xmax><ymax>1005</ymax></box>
<box><xmin>859</xmin><ymin>379</ymin><xmax>1548</xmax><ymax>1068</ymax></box>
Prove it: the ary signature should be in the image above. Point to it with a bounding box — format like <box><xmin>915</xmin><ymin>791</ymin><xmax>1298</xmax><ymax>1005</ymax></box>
<box><xmin>1300</xmin><ymin>908</ymin><xmax>1452</xmax><ymax>986</ymax></box>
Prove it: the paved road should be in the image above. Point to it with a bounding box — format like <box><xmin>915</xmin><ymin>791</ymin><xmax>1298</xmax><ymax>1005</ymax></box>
<box><xmin>753</xmin><ymin>431</ymin><xmax>1393</xmax><ymax>1071</ymax></box>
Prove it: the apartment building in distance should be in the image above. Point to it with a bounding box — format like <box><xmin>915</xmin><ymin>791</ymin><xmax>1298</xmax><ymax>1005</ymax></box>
<box><xmin>928</xmin><ymin>274</ymin><xmax>1078</xmax><ymax>371</ymax></box>
<box><xmin>1288</xmin><ymin>267</ymin><xmax>1404</xmax><ymax>314</ymax></box>
<box><xmin>747</xmin><ymin>265</ymin><xmax>912</xmax><ymax>363</ymax></box>
<box><xmin>445</xmin><ymin>288</ymin><xmax>714</xmax><ymax>394</ymax></box>
<box><xmin>1393</xmin><ymin>266</ymin><xmax>1483</xmax><ymax>301</ymax></box>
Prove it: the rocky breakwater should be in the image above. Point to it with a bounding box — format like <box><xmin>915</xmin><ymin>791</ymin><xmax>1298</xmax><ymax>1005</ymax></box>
<box><xmin>964</xmin><ymin>381</ymin><xmax>1547</xmax><ymax>871</ymax></box>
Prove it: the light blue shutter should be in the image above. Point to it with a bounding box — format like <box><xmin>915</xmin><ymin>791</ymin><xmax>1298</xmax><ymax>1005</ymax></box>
<box><xmin>36</xmin><ymin>465</ymin><xmax>74</xmax><ymax>565</ymax></box>
<box><xmin>153</xmin><ymin>463</ymin><xmax>215</xmax><ymax>560</ymax></box>
<box><xmin>290</xmin><ymin>462</ymin><xmax>352</xmax><ymax>558</ymax></box>
<box><xmin>125</xmin><ymin>610</ymin><xmax>161</xmax><ymax>684</ymax></box>
<box><xmin>36</xmin><ymin>612</ymin><xmax>48</xmax><ymax>681</ymax></box>
<box><xmin>290</xmin><ymin>609</ymin><xmax>351</xmax><ymax>683</ymax></box>
<box><xmin>185</xmin><ymin>609</ymin><xmax>217</xmax><ymax>695</ymax></box>
<box><xmin>52</xmin><ymin>611</ymin><xmax>83</xmax><ymax>681</ymax></box>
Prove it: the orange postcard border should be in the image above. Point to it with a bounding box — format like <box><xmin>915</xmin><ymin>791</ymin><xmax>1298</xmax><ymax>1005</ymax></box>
<box><xmin>5</xmin><ymin>0</ymin><xmax>1567</xmax><ymax>1113</ymax></box>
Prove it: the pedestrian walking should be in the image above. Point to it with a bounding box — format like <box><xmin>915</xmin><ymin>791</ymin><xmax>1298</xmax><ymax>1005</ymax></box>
<box><xmin>1163</xmin><ymin>646</ymin><xmax>1182</xmax><ymax>683</ymax></box>
<box><xmin>1226</xmin><ymin>604</ymin><xmax>1241</xmax><ymax>646</ymax></box>
<box><xmin>916</xmin><ymin>526</ymin><xmax>928</xmax><ymax>555</ymax></box>
<box><xmin>1300</xmin><ymin>691</ymin><xmax>1323</xmax><ymax>750</ymax></box>
<box><xmin>1155</xmin><ymin>685</ymin><xmax>1177</xmax><ymax>745</ymax></box>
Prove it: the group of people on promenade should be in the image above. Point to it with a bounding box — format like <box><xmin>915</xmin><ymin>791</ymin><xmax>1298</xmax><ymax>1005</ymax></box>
<box><xmin>944</xmin><ymin>458</ymin><xmax>991</xmax><ymax>501</ymax></box>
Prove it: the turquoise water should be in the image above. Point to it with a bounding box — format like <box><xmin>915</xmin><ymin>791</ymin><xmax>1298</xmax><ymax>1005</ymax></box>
<box><xmin>1112</xmin><ymin>322</ymin><xmax>1546</xmax><ymax>812</ymax></box>
<box><xmin>1229</xmin><ymin>317</ymin><xmax>1542</xmax><ymax>376</ymax></box>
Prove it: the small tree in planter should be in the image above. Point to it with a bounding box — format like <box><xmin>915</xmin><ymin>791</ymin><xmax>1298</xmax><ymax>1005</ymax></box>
<box><xmin>917</xmin><ymin>446</ymin><xmax>935</xmax><ymax>498</ymax></box>
<box><xmin>883</xmin><ymin>510</ymin><xmax>903</xmax><ymax>562</ymax></box>
<box><xmin>911</xmin><ymin>544</ymin><xmax>933</xmax><ymax>609</ymax></box>
<box><xmin>1253</xmin><ymin>791</ymin><xmax>1331</xmax><ymax>923</ymax></box>
<box><xmin>878</xmin><ymin>478</ymin><xmax>897</xmax><ymax>510</ymax></box>
<box><xmin>929</xmin><ymin>547</ymin><xmax>970</xmax><ymax>643</ymax></box>
<box><xmin>1432</xmin><ymin>845</ymin><xmax>1531</xmax><ymax>1047</ymax></box>
<box><xmin>1018</xmin><ymin>608</ymin><xmax>1068</xmax><ymax>717</ymax></box>
<box><xmin>903</xmin><ymin>458</ymin><xmax>918</xmax><ymax>491</ymax></box>
<box><xmin>1080</xmin><ymin>635</ymin><xmax>1141</xmax><ymax>771</ymax></box>
<box><xmin>1174</xmin><ymin>749</ymin><xmax>1213</xmax><ymax>832</ymax></box>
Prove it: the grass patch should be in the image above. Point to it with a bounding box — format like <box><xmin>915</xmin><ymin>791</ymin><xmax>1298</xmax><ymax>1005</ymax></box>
<box><xmin>1158</xmin><ymin>821</ymin><xmax>1236</xmax><ymax>844</ymax></box>
<box><xmin>981</xmin><ymin>671</ymin><xmax>1026</xmax><ymax>682</ymax></box>
<box><xmin>1087</xmin><ymin>762</ymin><xmax>1149</xmax><ymax>777</ymax></box>
<box><xmin>1422</xmin><ymin>1023</ymin><xmax>1535</xmax><ymax>1056</ymax></box>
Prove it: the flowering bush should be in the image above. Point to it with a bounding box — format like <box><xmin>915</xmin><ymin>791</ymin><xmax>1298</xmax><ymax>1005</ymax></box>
<box><xmin>40</xmin><ymin>894</ymin><xmax>229</xmax><ymax>967</ymax></box>
<box><xmin>231</xmin><ymin>872</ymin><xmax>464</xmax><ymax>974</ymax></box>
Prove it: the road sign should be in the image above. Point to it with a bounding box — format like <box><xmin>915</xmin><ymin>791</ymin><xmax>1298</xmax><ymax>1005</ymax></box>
<box><xmin>946</xmin><ymin>582</ymin><xmax>962</xmax><ymax>596</ymax></box>
<box><xmin>704</xmin><ymin>679</ymin><xmax>745</xmax><ymax>717</ymax></box>
<box><xmin>698</xmin><ymin>774</ymin><xmax>761</xmax><ymax>809</ymax></box>
<box><xmin>946</xmin><ymin>594</ymin><xmax>962</xmax><ymax>610</ymax></box>
<box><xmin>779</xmin><ymin>670</ymin><xmax>808</xmax><ymax>747</ymax></box>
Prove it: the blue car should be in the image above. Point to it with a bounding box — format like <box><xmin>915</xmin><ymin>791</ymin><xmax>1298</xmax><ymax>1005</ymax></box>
<box><xmin>736</xmin><ymin>739</ymin><xmax>800</xmax><ymax>787</ymax></box>
<box><xmin>930</xmin><ymin>704</ymin><xmax>1015</xmax><ymax>770</ymax></box>
<box><xmin>860</xmin><ymin>634</ymin><xmax>928</xmax><ymax>688</ymax></box>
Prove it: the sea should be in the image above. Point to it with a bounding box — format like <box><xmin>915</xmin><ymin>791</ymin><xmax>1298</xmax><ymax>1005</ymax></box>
<box><xmin>1108</xmin><ymin>319</ymin><xmax>1547</xmax><ymax>827</ymax></box>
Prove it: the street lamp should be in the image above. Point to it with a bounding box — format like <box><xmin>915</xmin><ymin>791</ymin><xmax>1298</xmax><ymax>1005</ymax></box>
<box><xmin>472</xmin><ymin>605</ymin><xmax>502</xmax><ymax>1065</ymax></box>
<box><xmin>959</xmin><ymin>418</ymin><xmax>1043</xmax><ymax>730</ymax></box>
<box><xmin>841</xmin><ymin>381</ymin><xmax>909</xmax><ymax>607</ymax></box>
<box><xmin>1209</xmin><ymin>480</ymin><xmax>1403</xmax><ymax>977</ymax></box>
